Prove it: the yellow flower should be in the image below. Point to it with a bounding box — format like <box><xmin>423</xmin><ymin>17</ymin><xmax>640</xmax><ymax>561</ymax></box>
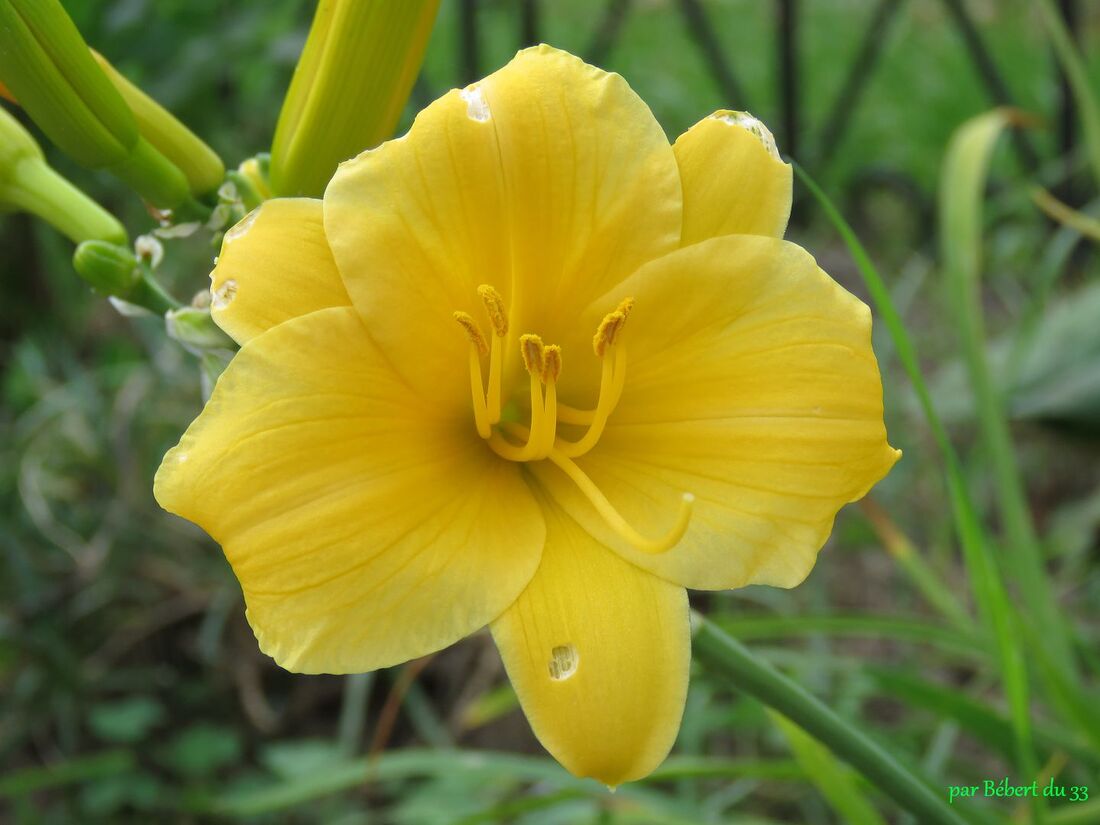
<box><xmin>155</xmin><ymin>46</ymin><xmax>899</xmax><ymax>786</ymax></box>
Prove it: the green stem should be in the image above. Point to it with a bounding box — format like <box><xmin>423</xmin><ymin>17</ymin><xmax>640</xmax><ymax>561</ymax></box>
<box><xmin>130</xmin><ymin>270</ymin><xmax>181</xmax><ymax>314</ymax></box>
<box><xmin>337</xmin><ymin>672</ymin><xmax>373</xmax><ymax>757</ymax></box>
<box><xmin>693</xmin><ymin>614</ymin><xmax>971</xmax><ymax>825</ymax></box>
<box><xmin>5</xmin><ymin>158</ymin><xmax>125</xmax><ymax>244</ymax></box>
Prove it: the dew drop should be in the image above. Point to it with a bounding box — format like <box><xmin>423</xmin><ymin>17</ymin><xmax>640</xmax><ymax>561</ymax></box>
<box><xmin>712</xmin><ymin>110</ymin><xmax>781</xmax><ymax>160</ymax></box>
<box><xmin>212</xmin><ymin>279</ymin><xmax>238</xmax><ymax>310</ymax></box>
<box><xmin>548</xmin><ymin>644</ymin><xmax>578</xmax><ymax>681</ymax></box>
<box><xmin>461</xmin><ymin>86</ymin><xmax>491</xmax><ymax>122</ymax></box>
<box><xmin>224</xmin><ymin>206</ymin><xmax>261</xmax><ymax>244</ymax></box>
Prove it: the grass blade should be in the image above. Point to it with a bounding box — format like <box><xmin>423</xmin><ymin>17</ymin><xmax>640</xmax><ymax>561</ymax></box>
<box><xmin>692</xmin><ymin>615</ymin><xmax>970</xmax><ymax>825</ymax></box>
<box><xmin>1034</xmin><ymin>0</ymin><xmax>1100</xmax><ymax>189</ymax></box>
<box><xmin>769</xmin><ymin>709</ymin><xmax>888</xmax><ymax>825</ymax></box>
<box><xmin>794</xmin><ymin>160</ymin><xmax>1040</xmax><ymax>819</ymax></box>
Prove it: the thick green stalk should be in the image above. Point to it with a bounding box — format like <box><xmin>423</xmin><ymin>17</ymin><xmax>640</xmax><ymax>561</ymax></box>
<box><xmin>5</xmin><ymin>157</ymin><xmax>124</xmax><ymax>243</ymax></box>
<box><xmin>692</xmin><ymin>616</ymin><xmax>969</xmax><ymax>825</ymax></box>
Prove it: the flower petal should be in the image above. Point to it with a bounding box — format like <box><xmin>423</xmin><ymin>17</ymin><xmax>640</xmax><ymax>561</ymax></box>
<box><xmin>536</xmin><ymin>235</ymin><xmax>899</xmax><ymax>590</ymax></box>
<box><xmin>323</xmin><ymin>44</ymin><xmax>681</xmax><ymax>406</ymax></box>
<box><xmin>155</xmin><ymin>306</ymin><xmax>544</xmax><ymax>673</ymax></box>
<box><xmin>210</xmin><ymin>198</ymin><xmax>350</xmax><ymax>346</ymax></box>
<box><xmin>491</xmin><ymin>497</ymin><xmax>689</xmax><ymax>786</ymax></box>
<box><xmin>674</xmin><ymin>111</ymin><xmax>792</xmax><ymax>244</ymax></box>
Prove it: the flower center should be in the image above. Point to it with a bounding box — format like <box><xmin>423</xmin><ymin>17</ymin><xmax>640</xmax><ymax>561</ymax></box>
<box><xmin>453</xmin><ymin>285</ymin><xmax>694</xmax><ymax>554</ymax></box>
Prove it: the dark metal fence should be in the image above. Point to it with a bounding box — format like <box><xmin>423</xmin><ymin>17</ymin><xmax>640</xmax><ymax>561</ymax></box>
<box><xmin>446</xmin><ymin>0</ymin><xmax>1085</xmax><ymax>229</ymax></box>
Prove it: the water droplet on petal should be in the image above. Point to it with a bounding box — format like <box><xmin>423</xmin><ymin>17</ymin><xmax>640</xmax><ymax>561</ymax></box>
<box><xmin>712</xmin><ymin>110</ymin><xmax>781</xmax><ymax>160</ymax></box>
<box><xmin>461</xmin><ymin>86</ymin><xmax>491</xmax><ymax>122</ymax></box>
<box><xmin>224</xmin><ymin>206</ymin><xmax>261</xmax><ymax>244</ymax></box>
<box><xmin>548</xmin><ymin>644</ymin><xmax>578</xmax><ymax>681</ymax></box>
<box><xmin>212</xmin><ymin>279</ymin><xmax>237</xmax><ymax>310</ymax></box>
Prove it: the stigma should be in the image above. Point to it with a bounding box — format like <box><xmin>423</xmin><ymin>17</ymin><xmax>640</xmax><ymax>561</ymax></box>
<box><xmin>453</xmin><ymin>286</ymin><xmax>693</xmax><ymax>555</ymax></box>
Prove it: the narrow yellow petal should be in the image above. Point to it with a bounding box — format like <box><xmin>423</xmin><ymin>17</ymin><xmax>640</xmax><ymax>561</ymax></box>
<box><xmin>538</xmin><ymin>234</ymin><xmax>899</xmax><ymax>590</ymax></box>
<box><xmin>324</xmin><ymin>44</ymin><xmax>681</xmax><ymax>405</ymax></box>
<box><xmin>155</xmin><ymin>307</ymin><xmax>544</xmax><ymax>673</ymax></box>
<box><xmin>674</xmin><ymin>110</ymin><xmax>792</xmax><ymax>244</ymax></box>
<box><xmin>491</xmin><ymin>498</ymin><xmax>689</xmax><ymax>786</ymax></box>
<box><xmin>210</xmin><ymin>198</ymin><xmax>350</xmax><ymax>345</ymax></box>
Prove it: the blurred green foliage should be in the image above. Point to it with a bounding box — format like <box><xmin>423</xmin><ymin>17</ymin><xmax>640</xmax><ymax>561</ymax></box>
<box><xmin>2</xmin><ymin>1</ymin><xmax>1099</xmax><ymax>823</ymax></box>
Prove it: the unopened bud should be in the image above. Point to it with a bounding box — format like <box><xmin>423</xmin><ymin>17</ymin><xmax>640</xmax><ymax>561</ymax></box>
<box><xmin>73</xmin><ymin>240</ymin><xmax>140</xmax><ymax>296</ymax></box>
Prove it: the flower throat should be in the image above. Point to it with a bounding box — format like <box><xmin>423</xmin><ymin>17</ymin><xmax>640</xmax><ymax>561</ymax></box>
<box><xmin>454</xmin><ymin>285</ymin><xmax>693</xmax><ymax>554</ymax></box>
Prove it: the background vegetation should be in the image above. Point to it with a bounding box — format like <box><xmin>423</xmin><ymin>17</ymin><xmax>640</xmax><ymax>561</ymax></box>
<box><xmin>1</xmin><ymin>1</ymin><xmax>1098</xmax><ymax>822</ymax></box>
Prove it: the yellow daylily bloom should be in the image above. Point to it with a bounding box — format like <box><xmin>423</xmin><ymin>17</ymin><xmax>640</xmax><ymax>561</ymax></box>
<box><xmin>155</xmin><ymin>45</ymin><xmax>899</xmax><ymax>787</ymax></box>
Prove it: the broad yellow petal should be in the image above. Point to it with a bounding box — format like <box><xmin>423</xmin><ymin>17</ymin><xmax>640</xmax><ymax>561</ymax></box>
<box><xmin>674</xmin><ymin>111</ymin><xmax>792</xmax><ymax>244</ymax></box>
<box><xmin>324</xmin><ymin>44</ymin><xmax>681</xmax><ymax>407</ymax></box>
<box><xmin>536</xmin><ymin>235</ymin><xmax>899</xmax><ymax>590</ymax></box>
<box><xmin>210</xmin><ymin>198</ymin><xmax>350</xmax><ymax>345</ymax></box>
<box><xmin>155</xmin><ymin>307</ymin><xmax>544</xmax><ymax>673</ymax></box>
<box><xmin>491</xmin><ymin>497</ymin><xmax>689</xmax><ymax>786</ymax></box>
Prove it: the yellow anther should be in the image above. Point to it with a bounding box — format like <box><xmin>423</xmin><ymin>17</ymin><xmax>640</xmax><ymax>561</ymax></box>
<box><xmin>541</xmin><ymin>345</ymin><xmax>562</xmax><ymax>384</ymax></box>
<box><xmin>593</xmin><ymin>311</ymin><xmax>625</xmax><ymax>357</ymax></box>
<box><xmin>477</xmin><ymin>284</ymin><xmax>509</xmax><ymax>337</ymax></box>
<box><xmin>615</xmin><ymin>297</ymin><xmax>635</xmax><ymax>319</ymax></box>
<box><xmin>520</xmin><ymin>334</ymin><xmax>545</xmax><ymax>376</ymax></box>
<box><xmin>453</xmin><ymin>311</ymin><xmax>489</xmax><ymax>356</ymax></box>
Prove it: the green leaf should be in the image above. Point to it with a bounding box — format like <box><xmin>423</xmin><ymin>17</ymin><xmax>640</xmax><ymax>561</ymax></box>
<box><xmin>88</xmin><ymin>696</ymin><xmax>165</xmax><ymax>744</ymax></box>
<box><xmin>161</xmin><ymin>724</ymin><xmax>241</xmax><ymax>779</ymax></box>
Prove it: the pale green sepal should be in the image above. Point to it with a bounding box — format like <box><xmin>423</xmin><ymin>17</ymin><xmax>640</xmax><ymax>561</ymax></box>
<box><xmin>166</xmin><ymin>306</ymin><xmax>236</xmax><ymax>353</ymax></box>
<box><xmin>270</xmin><ymin>0</ymin><xmax>441</xmax><ymax>197</ymax></box>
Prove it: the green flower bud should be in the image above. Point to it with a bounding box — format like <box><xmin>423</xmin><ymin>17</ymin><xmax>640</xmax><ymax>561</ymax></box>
<box><xmin>0</xmin><ymin>0</ymin><xmax>192</xmax><ymax>207</ymax></box>
<box><xmin>72</xmin><ymin>239</ymin><xmax>139</xmax><ymax>295</ymax></box>
<box><xmin>73</xmin><ymin>239</ymin><xmax>180</xmax><ymax>314</ymax></box>
<box><xmin>0</xmin><ymin>104</ymin><xmax>126</xmax><ymax>244</ymax></box>
<box><xmin>0</xmin><ymin>0</ymin><xmax>136</xmax><ymax>166</ymax></box>
<box><xmin>270</xmin><ymin>0</ymin><xmax>440</xmax><ymax>197</ymax></box>
<box><xmin>92</xmin><ymin>51</ymin><xmax>225</xmax><ymax>197</ymax></box>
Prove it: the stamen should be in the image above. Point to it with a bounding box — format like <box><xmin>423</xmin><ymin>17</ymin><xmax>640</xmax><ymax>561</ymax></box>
<box><xmin>453</xmin><ymin>311</ymin><xmax>489</xmax><ymax>356</ymax></box>
<box><xmin>540</xmin><ymin>345</ymin><xmax>561</xmax><ymax>456</ymax></box>
<box><xmin>478</xmin><ymin>286</ymin><xmax>508</xmax><ymax>423</ymax></box>
<box><xmin>593</xmin><ymin>311</ymin><xmax>625</xmax><ymax>358</ymax></box>
<box><xmin>548</xmin><ymin>447</ymin><xmax>694</xmax><ymax>554</ymax></box>
<box><xmin>477</xmin><ymin>285</ymin><xmax>509</xmax><ymax>337</ymax></box>
<box><xmin>592</xmin><ymin>296</ymin><xmax>634</xmax><ymax>358</ymax></box>
<box><xmin>487</xmin><ymin>333</ymin><xmax>503</xmax><ymax>422</ymax></box>
<box><xmin>454</xmin><ymin>312</ymin><xmax>491</xmax><ymax>438</ymax></box>
<box><xmin>520</xmin><ymin>334</ymin><xmax>545</xmax><ymax>375</ymax></box>
<box><xmin>556</xmin><ymin>344</ymin><xmax>625</xmax><ymax>458</ymax></box>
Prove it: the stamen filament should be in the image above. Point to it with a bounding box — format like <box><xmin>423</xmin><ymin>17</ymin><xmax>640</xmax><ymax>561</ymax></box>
<box><xmin>466</xmin><ymin>346</ymin><xmax>491</xmax><ymax>439</ymax></box>
<box><xmin>542</xmin><ymin>379</ymin><xmax>557</xmax><ymax>456</ymax></box>
<box><xmin>556</xmin><ymin>345</ymin><xmax>627</xmax><ymax>458</ymax></box>
<box><xmin>547</xmin><ymin>447</ymin><xmax>694</xmax><ymax>554</ymax></box>
<box><xmin>486</xmin><ymin>332</ymin><xmax>502</xmax><ymax>423</ymax></box>
<box><xmin>485</xmin><ymin>373</ymin><xmax>544</xmax><ymax>461</ymax></box>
